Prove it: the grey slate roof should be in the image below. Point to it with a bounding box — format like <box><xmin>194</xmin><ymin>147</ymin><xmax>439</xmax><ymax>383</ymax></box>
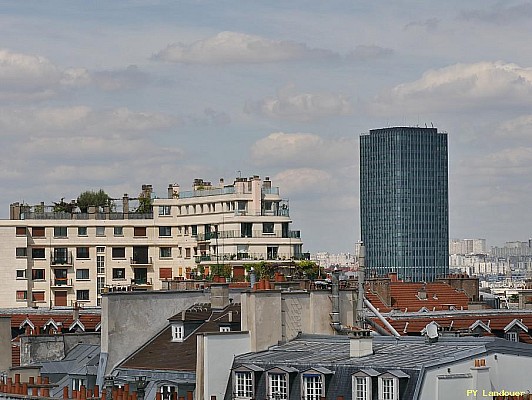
<box><xmin>231</xmin><ymin>334</ymin><xmax>532</xmax><ymax>400</ymax></box>
<box><xmin>39</xmin><ymin>344</ymin><xmax>100</xmax><ymax>375</ymax></box>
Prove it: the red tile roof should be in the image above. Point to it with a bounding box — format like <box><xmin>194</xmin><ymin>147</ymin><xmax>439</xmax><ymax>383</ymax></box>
<box><xmin>1</xmin><ymin>311</ymin><xmax>100</xmax><ymax>332</ymax></box>
<box><xmin>371</xmin><ymin>312</ymin><xmax>532</xmax><ymax>344</ymax></box>
<box><xmin>366</xmin><ymin>282</ymin><xmax>470</xmax><ymax>312</ymax></box>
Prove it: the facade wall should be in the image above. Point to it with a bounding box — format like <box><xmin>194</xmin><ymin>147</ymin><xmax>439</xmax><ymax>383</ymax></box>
<box><xmin>360</xmin><ymin>127</ymin><xmax>449</xmax><ymax>282</ymax></box>
<box><xmin>0</xmin><ymin>317</ymin><xmax>11</xmax><ymax>373</ymax></box>
<box><xmin>0</xmin><ymin>176</ymin><xmax>303</xmax><ymax>308</ymax></box>
<box><xmin>198</xmin><ymin>332</ymin><xmax>251</xmax><ymax>400</ymax></box>
<box><xmin>419</xmin><ymin>353</ymin><xmax>532</xmax><ymax>400</ymax></box>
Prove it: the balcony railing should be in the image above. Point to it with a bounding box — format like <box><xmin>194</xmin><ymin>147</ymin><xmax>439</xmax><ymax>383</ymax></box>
<box><xmin>130</xmin><ymin>257</ymin><xmax>153</xmax><ymax>265</ymax></box>
<box><xmin>195</xmin><ymin>252</ymin><xmax>310</xmax><ymax>263</ymax></box>
<box><xmin>196</xmin><ymin>230</ymin><xmax>302</xmax><ymax>241</ymax></box>
<box><xmin>50</xmin><ymin>252</ymin><xmax>74</xmax><ymax>266</ymax></box>
<box><xmin>21</xmin><ymin>211</ymin><xmax>153</xmax><ymax>220</ymax></box>
<box><xmin>179</xmin><ymin>186</ymin><xmax>236</xmax><ymax>199</ymax></box>
<box><xmin>51</xmin><ymin>278</ymin><xmax>73</xmax><ymax>287</ymax></box>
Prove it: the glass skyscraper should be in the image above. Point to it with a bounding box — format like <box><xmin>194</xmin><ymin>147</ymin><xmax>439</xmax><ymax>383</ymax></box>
<box><xmin>360</xmin><ymin>127</ymin><xmax>448</xmax><ymax>282</ymax></box>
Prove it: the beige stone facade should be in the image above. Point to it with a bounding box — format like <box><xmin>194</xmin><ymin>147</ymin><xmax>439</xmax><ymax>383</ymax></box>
<box><xmin>0</xmin><ymin>176</ymin><xmax>304</xmax><ymax>308</ymax></box>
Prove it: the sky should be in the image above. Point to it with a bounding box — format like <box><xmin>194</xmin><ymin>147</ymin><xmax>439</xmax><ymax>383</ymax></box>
<box><xmin>1</xmin><ymin>1</ymin><xmax>532</xmax><ymax>253</ymax></box>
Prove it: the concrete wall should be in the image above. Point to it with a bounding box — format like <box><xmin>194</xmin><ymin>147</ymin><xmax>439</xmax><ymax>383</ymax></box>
<box><xmin>242</xmin><ymin>288</ymin><xmax>357</xmax><ymax>352</ymax></box>
<box><xmin>101</xmin><ymin>289</ymin><xmax>219</xmax><ymax>375</ymax></box>
<box><xmin>197</xmin><ymin>332</ymin><xmax>251</xmax><ymax>400</ymax></box>
<box><xmin>241</xmin><ymin>290</ymin><xmax>282</xmax><ymax>352</ymax></box>
<box><xmin>19</xmin><ymin>333</ymin><xmax>100</xmax><ymax>366</ymax></box>
<box><xmin>0</xmin><ymin>317</ymin><xmax>11</xmax><ymax>373</ymax></box>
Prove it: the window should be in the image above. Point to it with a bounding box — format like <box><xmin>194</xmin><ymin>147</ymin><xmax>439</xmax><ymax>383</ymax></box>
<box><xmin>112</xmin><ymin>247</ymin><xmax>126</xmax><ymax>259</ymax></box>
<box><xmin>191</xmin><ymin>225</ymin><xmax>197</xmax><ymax>236</ymax></box>
<box><xmin>76</xmin><ymin>269</ymin><xmax>90</xmax><ymax>280</ymax></box>
<box><xmin>16</xmin><ymin>269</ymin><xmax>26</xmax><ymax>279</ymax></box>
<box><xmin>32</xmin><ymin>291</ymin><xmax>45</xmax><ymax>302</ymax></box>
<box><xmin>96</xmin><ymin>246</ymin><xmax>105</xmax><ymax>253</ymax></box>
<box><xmin>76</xmin><ymin>290</ymin><xmax>89</xmax><ymax>301</ymax></box>
<box><xmin>32</xmin><ymin>227</ymin><xmax>45</xmax><ymax>237</ymax></box>
<box><xmin>220</xmin><ymin>326</ymin><xmax>231</xmax><ymax>332</ymax></box>
<box><xmin>78</xmin><ymin>227</ymin><xmax>87</xmax><ymax>236</ymax></box>
<box><xmin>32</xmin><ymin>247</ymin><xmax>45</xmax><ymax>259</ymax></box>
<box><xmin>234</xmin><ymin>371</ymin><xmax>253</xmax><ymax>399</ymax></box>
<box><xmin>263</xmin><ymin>222</ymin><xmax>274</xmax><ymax>234</ymax></box>
<box><xmin>160</xmin><ymin>385</ymin><xmax>176</xmax><ymax>400</ymax></box>
<box><xmin>159</xmin><ymin>205</ymin><xmax>171</xmax><ymax>216</ymax></box>
<box><xmin>32</xmin><ymin>269</ymin><xmax>45</xmax><ymax>280</ymax></box>
<box><xmin>159</xmin><ymin>226</ymin><xmax>172</xmax><ymax>237</ymax></box>
<box><xmin>72</xmin><ymin>378</ymin><xmax>86</xmax><ymax>391</ymax></box>
<box><xmin>171</xmin><ymin>324</ymin><xmax>184</xmax><ymax>341</ymax></box>
<box><xmin>97</xmin><ymin>255</ymin><xmax>105</xmax><ymax>274</ymax></box>
<box><xmin>241</xmin><ymin>223</ymin><xmax>252</xmax><ymax>238</ymax></box>
<box><xmin>267</xmin><ymin>246</ymin><xmax>278</xmax><ymax>260</ymax></box>
<box><xmin>159</xmin><ymin>268</ymin><xmax>172</xmax><ymax>279</ymax></box>
<box><xmin>96</xmin><ymin>226</ymin><xmax>106</xmax><ymax>236</ymax></box>
<box><xmin>505</xmin><ymin>331</ymin><xmax>519</xmax><ymax>342</ymax></box>
<box><xmin>16</xmin><ymin>247</ymin><xmax>27</xmax><ymax>257</ymax></box>
<box><xmin>269</xmin><ymin>373</ymin><xmax>288</xmax><ymax>400</ymax></box>
<box><xmin>16</xmin><ymin>290</ymin><xmax>27</xmax><ymax>301</ymax></box>
<box><xmin>160</xmin><ymin>247</ymin><xmax>172</xmax><ymax>258</ymax></box>
<box><xmin>134</xmin><ymin>227</ymin><xmax>146</xmax><ymax>237</ymax></box>
<box><xmin>112</xmin><ymin>268</ymin><xmax>125</xmax><ymax>280</ymax></box>
<box><xmin>97</xmin><ymin>276</ymin><xmax>105</xmax><ymax>294</ymax></box>
<box><xmin>114</xmin><ymin>226</ymin><xmax>123</xmax><ymax>236</ymax></box>
<box><xmin>76</xmin><ymin>247</ymin><xmax>89</xmax><ymax>259</ymax></box>
<box><xmin>378</xmin><ymin>376</ymin><xmax>398</xmax><ymax>400</ymax></box>
<box><xmin>185</xmin><ymin>248</ymin><xmax>191</xmax><ymax>259</ymax></box>
<box><xmin>353</xmin><ymin>376</ymin><xmax>371</xmax><ymax>400</ymax></box>
<box><xmin>301</xmin><ymin>374</ymin><xmax>323</xmax><ymax>400</ymax></box>
<box><xmin>54</xmin><ymin>226</ymin><xmax>67</xmax><ymax>237</ymax></box>
<box><xmin>16</xmin><ymin>227</ymin><xmax>26</xmax><ymax>236</ymax></box>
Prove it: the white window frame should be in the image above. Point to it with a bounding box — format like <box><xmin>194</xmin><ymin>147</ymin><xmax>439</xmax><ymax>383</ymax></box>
<box><xmin>220</xmin><ymin>326</ymin><xmax>231</xmax><ymax>332</ymax></box>
<box><xmin>234</xmin><ymin>371</ymin><xmax>254</xmax><ymax>399</ymax></box>
<box><xmin>301</xmin><ymin>373</ymin><xmax>323</xmax><ymax>400</ymax></box>
<box><xmin>353</xmin><ymin>375</ymin><xmax>371</xmax><ymax>400</ymax></box>
<box><xmin>505</xmin><ymin>331</ymin><xmax>519</xmax><ymax>342</ymax></box>
<box><xmin>159</xmin><ymin>205</ymin><xmax>171</xmax><ymax>216</ymax></box>
<box><xmin>160</xmin><ymin>385</ymin><xmax>176</xmax><ymax>400</ymax></box>
<box><xmin>268</xmin><ymin>372</ymin><xmax>288</xmax><ymax>400</ymax></box>
<box><xmin>72</xmin><ymin>378</ymin><xmax>85</xmax><ymax>391</ymax></box>
<box><xmin>378</xmin><ymin>376</ymin><xmax>398</xmax><ymax>400</ymax></box>
<box><xmin>171</xmin><ymin>324</ymin><xmax>184</xmax><ymax>342</ymax></box>
<box><xmin>97</xmin><ymin>255</ymin><xmax>105</xmax><ymax>274</ymax></box>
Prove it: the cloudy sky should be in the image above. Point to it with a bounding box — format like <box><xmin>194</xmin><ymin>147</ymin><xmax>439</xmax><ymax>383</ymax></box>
<box><xmin>1</xmin><ymin>1</ymin><xmax>532</xmax><ymax>252</ymax></box>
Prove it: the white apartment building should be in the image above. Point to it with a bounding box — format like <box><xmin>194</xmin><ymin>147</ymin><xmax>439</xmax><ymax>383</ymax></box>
<box><xmin>449</xmin><ymin>238</ymin><xmax>486</xmax><ymax>255</ymax></box>
<box><xmin>0</xmin><ymin>175</ymin><xmax>304</xmax><ymax>308</ymax></box>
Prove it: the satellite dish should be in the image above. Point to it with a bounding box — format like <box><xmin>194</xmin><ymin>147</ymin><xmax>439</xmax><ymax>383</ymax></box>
<box><xmin>425</xmin><ymin>322</ymin><xmax>439</xmax><ymax>342</ymax></box>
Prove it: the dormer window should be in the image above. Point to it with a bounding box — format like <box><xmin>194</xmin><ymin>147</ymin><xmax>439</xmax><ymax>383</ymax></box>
<box><xmin>352</xmin><ymin>369</ymin><xmax>378</xmax><ymax>400</ymax></box>
<box><xmin>379</xmin><ymin>375</ymin><xmax>398</xmax><ymax>400</ymax></box>
<box><xmin>505</xmin><ymin>331</ymin><xmax>519</xmax><ymax>342</ymax></box>
<box><xmin>171</xmin><ymin>323</ymin><xmax>184</xmax><ymax>342</ymax></box>
<box><xmin>220</xmin><ymin>326</ymin><xmax>231</xmax><ymax>332</ymax></box>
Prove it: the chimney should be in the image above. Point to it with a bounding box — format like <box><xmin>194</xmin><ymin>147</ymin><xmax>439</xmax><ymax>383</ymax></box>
<box><xmin>210</xmin><ymin>283</ymin><xmax>230</xmax><ymax>310</ymax></box>
<box><xmin>168</xmin><ymin>184</ymin><xmax>180</xmax><ymax>199</ymax></box>
<box><xmin>350</xmin><ymin>330</ymin><xmax>373</xmax><ymax>358</ymax></box>
<box><xmin>418</xmin><ymin>285</ymin><xmax>427</xmax><ymax>300</ymax></box>
<box><xmin>73</xmin><ymin>302</ymin><xmax>80</xmax><ymax>321</ymax></box>
<box><xmin>122</xmin><ymin>194</ymin><xmax>129</xmax><ymax>214</ymax></box>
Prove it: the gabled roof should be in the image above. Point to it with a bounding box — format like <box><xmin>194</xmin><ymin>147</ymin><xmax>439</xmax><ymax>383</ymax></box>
<box><xmin>69</xmin><ymin>319</ymin><xmax>85</xmax><ymax>332</ymax></box>
<box><xmin>1</xmin><ymin>309</ymin><xmax>101</xmax><ymax>332</ymax></box>
<box><xmin>119</xmin><ymin>303</ymin><xmax>241</xmax><ymax>372</ymax></box>
<box><xmin>469</xmin><ymin>320</ymin><xmax>491</xmax><ymax>333</ymax></box>
<box><xmin>19</xmin><ymin>317</ymin><xmax>35</xmax><ymax>330</ymax></box>
<box><xmin>504</xmin><ymin>319</ymin><xmax>528</xmax><ymax>333</ymax></box>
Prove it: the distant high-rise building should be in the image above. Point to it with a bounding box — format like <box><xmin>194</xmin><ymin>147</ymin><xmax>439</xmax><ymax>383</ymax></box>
<box><xmin>360</xmin><ymin>127</ymin><xmax>449</xmax><ymax>282</ymax></box>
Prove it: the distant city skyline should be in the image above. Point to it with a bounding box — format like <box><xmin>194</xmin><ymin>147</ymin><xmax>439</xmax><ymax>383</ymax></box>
<box><xmin>1</xmin><ymin>1</ymin><xmax>532</xmax><ymax>253</ymax></box>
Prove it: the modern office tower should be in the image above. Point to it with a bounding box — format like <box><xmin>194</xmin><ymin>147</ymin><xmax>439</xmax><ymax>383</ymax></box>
<box><xmin>0</xmin><ymin>175</ymin><xmax>304</xmax><ymax>308</ymax></box>
<box><xmin>360</xmin><ymin>127</ymin><xmax>449</xmax><ymax>282</ymax></box>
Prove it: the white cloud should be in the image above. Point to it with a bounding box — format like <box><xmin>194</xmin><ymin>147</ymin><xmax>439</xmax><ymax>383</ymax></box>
<box><xmin>246</xmin><ymin>84</ymin><xmax>352</xmax><ymax>122</ymax></box>
<box><xmin>153</xmin><ymin>31</ymin><xmax>335</xmax><ymax>64</ymax></box>
<box><xmin>251</xmin><ymin>132</ymin><xmax>356</xmax><ymax>168</ymax></box>
<box><xmin>374</xmin><ymin>61</ymin><xmax>532</xmax><ymax>114</ymax></box>
<box><xmin>496</xmin><ymin>115</ymin><xmax>532</xmax><ymax>142</ymax></box>
<box><xmin>273</xmin><ymin>168</ymin><xmax>332</xmax><ymax>195</ymax></box>
<box><xmin>346</xmin><ymin>45</ymin><xmax>393</xmax><ymax>60</ymax></box>
<box><xmin>0</xmin><ymin>106</ymin><xmax>179</xmax><ymax>136</ymax></box>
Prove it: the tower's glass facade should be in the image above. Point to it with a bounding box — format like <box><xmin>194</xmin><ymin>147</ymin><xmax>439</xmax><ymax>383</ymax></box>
<box><xmin>360</xmin><ymin>127</ymin><xmax>448</xmax><ymax>282</ymax></box>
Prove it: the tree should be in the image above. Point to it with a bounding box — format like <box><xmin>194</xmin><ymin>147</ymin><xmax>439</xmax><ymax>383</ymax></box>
<box><xmin>295</xmin><ymin>260</ymin><xmax>320</xmax><ymax>280</ymax></box>
<box><xmin>77</xmin><ymin>190</ymin><xmax>111</xmax><ymax>213</ymax></box>
<box><xmin>53</xmin><ymin>198</ymin><xmax>76</xmax><ymax>214</ymax></box>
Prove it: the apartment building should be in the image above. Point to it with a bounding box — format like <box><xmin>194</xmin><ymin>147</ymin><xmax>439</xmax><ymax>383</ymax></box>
<box><xmin>0</xmin><ymin>175</ymin><xmax>304</xmax><ymax>308</ymax></box>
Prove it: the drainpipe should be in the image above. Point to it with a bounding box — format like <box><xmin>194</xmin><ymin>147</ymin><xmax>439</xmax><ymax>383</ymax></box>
<box><xmin>364</xmin><ymin>298</ymin><xmax>400</xmax><ymax>337</ymax></box>
<box><xmin>249</xmin><ymin>267</ymin><xmax>256</xmax><ymax>289</ymax></box>
<box><xmin>356</xmin><ymin>244</ymin><xmax>366</xmax><ymax>328</ymax></box>
<box><xmin>330</xmin><ymin>267</ymin><xmax>342</xmax><ymax>332</ymax></box>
